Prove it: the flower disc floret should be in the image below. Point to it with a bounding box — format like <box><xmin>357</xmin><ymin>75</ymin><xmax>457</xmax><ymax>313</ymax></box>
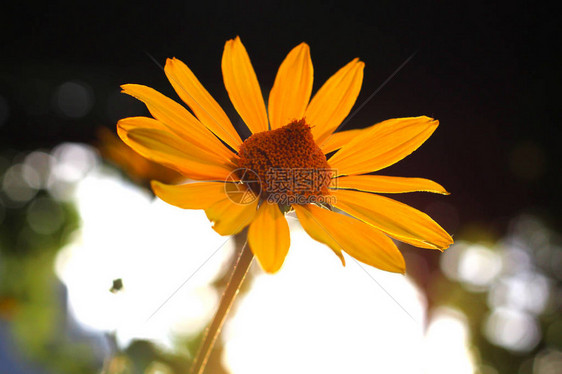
<box><xmin>237</xmin><ymin>119</ymin><xmax>332</xmax><ymax>203</ymax></box>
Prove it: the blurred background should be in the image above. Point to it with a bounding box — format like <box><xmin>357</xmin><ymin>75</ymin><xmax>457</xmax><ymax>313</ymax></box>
<box><xmin>1</xmin><ymin>1</ymin><xmax>560</xmax><ymax>373</ymax></box>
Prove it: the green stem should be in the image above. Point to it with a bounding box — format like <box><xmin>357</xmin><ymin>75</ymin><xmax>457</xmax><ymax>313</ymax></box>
<box><xmin>190</xmin><ymin>241</ymin><xmax>254</xmax><ymax>374</ymax></box>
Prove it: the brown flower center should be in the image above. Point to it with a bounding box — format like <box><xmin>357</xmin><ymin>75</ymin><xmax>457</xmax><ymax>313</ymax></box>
<box><xmin>237</xmin><ymin>119</ymin><xmax>332</xmax><ymax>205</ymax></box>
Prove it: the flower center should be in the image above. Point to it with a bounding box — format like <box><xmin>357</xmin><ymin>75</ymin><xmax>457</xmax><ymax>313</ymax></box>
<box><xmin>237</xmin><ymin>119</ymin><xmax>332</xmax><ymax>204</ymax></box>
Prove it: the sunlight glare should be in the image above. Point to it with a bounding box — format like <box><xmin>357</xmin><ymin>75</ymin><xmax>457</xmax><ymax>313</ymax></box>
<box><xmin>223</xmin><ymin>226</ymin><xmax>427</xmax><ymax>374</ymax></box>
<box><xmin>55</xmin><ymin>169</ymin><xmax>233</xmax><ymax>350</ymax></box>
<box><xmin>422</xmin><ymin>307</ymin><xmax>475</xmax><ymax>374</ymax></box>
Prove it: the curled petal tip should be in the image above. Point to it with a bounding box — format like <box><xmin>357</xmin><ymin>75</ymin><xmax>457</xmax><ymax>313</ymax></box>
<box><xmin>349</xmin><ymin>58</ymin><xmax>364</xmax><ymax>69</ymax></box>
<box><xmin>164</xmin><ymin>58</ymin><xmax>175</xmax><ymax>68</ymax></box>
<box><xmin>227</xmin><ymin>35</ymin><xmax>241</xmax><ymax>45</ymax></box>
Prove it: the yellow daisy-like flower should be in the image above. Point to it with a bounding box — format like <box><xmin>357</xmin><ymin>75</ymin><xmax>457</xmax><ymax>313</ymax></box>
<box><xmin>117</xmin><ymin>36</ymin><xmax>453</xmax><ymax>274</ymax></box>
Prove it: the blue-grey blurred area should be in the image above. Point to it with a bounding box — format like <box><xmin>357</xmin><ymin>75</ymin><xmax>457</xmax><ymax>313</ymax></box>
<box><xmin>0</xmin><ymin>1</ymin><xmax>560</xmax><ymax>374</ymax></box>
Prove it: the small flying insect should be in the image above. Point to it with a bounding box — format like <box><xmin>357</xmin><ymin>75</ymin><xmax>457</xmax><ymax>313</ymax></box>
<box><xmin>109</xmin><ymin>278</ymin><xmax>123</xmax><ymax>293</ymax></box>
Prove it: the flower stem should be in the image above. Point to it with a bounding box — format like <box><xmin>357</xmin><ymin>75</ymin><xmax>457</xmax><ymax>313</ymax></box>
<box><xmin>190</xmin><ymin>241</ymin><xmax>254</xmax><ymax>374</ymax></box>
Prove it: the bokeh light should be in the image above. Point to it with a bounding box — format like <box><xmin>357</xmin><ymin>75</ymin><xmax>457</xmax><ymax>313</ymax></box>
<box><xmin>484</xmin><ymin>307</ymin><xmax>541</xmax><ymax>352</ymax></box>
<box><xmin>487</xmin><ymin>271</ymin><xmax>550</xmax><ymax>315</ymax></box>
<box><xmin>458</xmin><ymin>244</ymin><xmax>502</xmax><ymax>290</ymax></box>
<box><xmin>23</xmin><ymin>151</ymin><xmax>55</xmax><ymax>190</ymax></box>
<box><xmin>533</xmin><ymin>349</ymin><xmax>562</xmax><ymax>374</ymax></box>
<box><xmin>26</xmin><ymin>197</ymin><xmax>65</xmax><ymax>234</ymax></box>
<box><xmin>53</xmin><ymin>81</ymin><xmax>94</xmax><ymax>119</ymax></box>
<box><xmin>2</xmin><ymin>163</ymin><xmax>39</xmax><ymax>204</ymax></box>
<box><xmin>48</xmin><ymin>143</ymin><xmax>98</xmax><ymax>201</ymax></box>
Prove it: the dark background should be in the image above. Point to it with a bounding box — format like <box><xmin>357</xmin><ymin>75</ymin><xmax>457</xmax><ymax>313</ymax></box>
<box><xmin>1</xmin><ymin>0</ymin><xmax>559</xmax><ymax>233</ymax></box>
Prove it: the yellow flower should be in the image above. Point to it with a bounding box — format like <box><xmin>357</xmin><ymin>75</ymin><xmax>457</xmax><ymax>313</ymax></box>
<box><xmin>117</xmin><ymin>36</ymin><xmax>453</xmax><ymax>274</ymax></box>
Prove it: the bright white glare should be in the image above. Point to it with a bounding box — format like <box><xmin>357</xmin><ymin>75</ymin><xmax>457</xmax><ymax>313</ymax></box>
<box><xmin>484</xmin><ymin>307</ymin><xmax>540</xmax><ymax>352</ymax></box>
<box><xmin>223</xmin><ymin>227</ymin><xmax>431</xmax><ymax>374</ymax></box>
<box><xmin>51</xmin><ymin>143</ymin><xmax>98</xmax><ymax>183</ymax></box>
<box><xmin>422</xmin><ymin>307</ymin><xmax>475</xmax><ymax>374</ymax></box>
<box><xmin>54</xmin><ymin>81</ymin><xmax>94</xmax><ymax>118</ymax></box>
<box><xmin>55</xmin><ymin>169</ymin><xmax>234</xmax><ymax>350</ymax></box>
<box><xmin>458</xmin><ymin>244</ymin><xmax>502</xmax><ymax>291</ymax></box>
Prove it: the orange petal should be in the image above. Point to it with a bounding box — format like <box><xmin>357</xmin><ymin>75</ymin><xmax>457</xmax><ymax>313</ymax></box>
<box><xmin>332</xmin><ymin>175</ymin><xmax>449</xmax><ymax>194</ymax></box>
<box><xmin>121</xmin><ymin>84</ymin><xmax>235</xmax><ymax>161</ymax></box>
<box><xmin>117</xmin><ymin>117</ymin><xmax>234</xmax><ymax>180</ymax></box>
<box><xmin>205</xmin><ymin>196</ymin><xmax>258</xmax><ymax>236</ymax></box>
<box><xmin>268</xmin><ymin>43</ymin><xmax>313</xmax><ymax>130</ymax></box>
<box><xmin>332</xmin><ymin>189</ymin><xmax>453</xmax><ymax>251</ymax></box>
<box><xmin>248</xmin><ymin>202</ymin><xmax>290</xmax><ymax>273</ymax></box>
<box><xmin>328</xmin><ymin>116</ymin><xmax>439</xmax><ymax>176</ymax></box>
<box><xmin>306</xmin><ymin>58</ymin><xmax>364</xmax><ymax>143</ymax></box>
<box><xmin>294</xmin><ymin>204</ymin><xmax>405</xmax><ymax>273</ymax></box>
<box><xmin>320</xmin><ymin>128</ymin><xmax>363</xmax><ymax>154</ymax></box>
<box><xmin>164</xmin><ymin>58</ymin><xmax>243</xmax><ymax>151</ymax></box>
<box><xmin>151</xmin><ymin>181</ymin><xmax>229</xmax><ymax>209</ymax></box>
<box><xmin>118</xmin><ymin>116</ymin><xmax>234</xmax><ymax>168</ymax></box>
<box><xmin>222</xmin><ymin>36</ymin><xmax>269</xmax><ymax>134</ymax></box>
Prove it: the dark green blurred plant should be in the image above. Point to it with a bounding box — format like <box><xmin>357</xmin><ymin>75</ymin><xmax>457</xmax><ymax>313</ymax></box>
<box><xmin>0</xmin><ymin>152</ymin><xmax>99</xmax><ymax>372</ymax></box>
